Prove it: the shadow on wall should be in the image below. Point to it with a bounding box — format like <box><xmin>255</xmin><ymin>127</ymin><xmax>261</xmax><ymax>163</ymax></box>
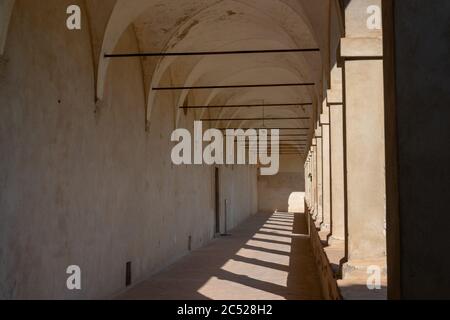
<box><xmin>258</xmin><ymin>173</ymin><xmax>305</xmax><ymax>213</ymax></box>
<box><xmin>288</xmin><ymin>192</ymin><xmax>305</xmax><ymax>213</ymax></box>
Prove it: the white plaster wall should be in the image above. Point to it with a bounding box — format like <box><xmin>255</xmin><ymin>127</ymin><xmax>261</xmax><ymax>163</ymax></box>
<box><xmin>0</xmin><ymin>1</ymin><xmax>257</xmax><ymax>299</ymax></box>
<box><xmin>258</xmin><ymin>155</ymin><xmax>305</xmax><ymax>213</ymax></box>
<box><xmin>218</xmin><ymin>165</ymin><xmax>258</xmax><ymax>233</ymax></box>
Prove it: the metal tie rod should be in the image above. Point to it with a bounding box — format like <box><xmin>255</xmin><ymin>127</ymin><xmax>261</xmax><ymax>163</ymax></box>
<box><xmin>105</xmin><ymin>48</ymin><xmax>320</xmax><ymax>58</ymax></box>
<box><xmin>153</xmin><ymin>83</ymin><xmax>315</xmax><ymax>91</ymax></box>
<box><xmin>201</xmin><ymin>117</ymin><xmax>310</xmax><ymax>122</ymax></box>
<box><xmin>218</xmin><ymin>127</ymin><xmax>310</xmax><ymax>130</ymax></box>
<box><xmin>227</xmin><ymin>134</ymin><xmax>309</xmax><ymax>137</ymax></box>
<box><xmin>246</xmin><ymin>144</ymin><xmax>307</xmax><ymax>146</ymax></box>
<box><xmin>180</xmin><ymin>103</ymin><xmax>313</xmax><ymax>109</ymax></box>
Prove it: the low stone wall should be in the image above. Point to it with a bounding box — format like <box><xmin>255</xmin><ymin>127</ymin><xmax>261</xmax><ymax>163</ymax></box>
<box><xmin>308</xmin><ymin>214</ymin><xmax>342</xmax><ymax>300</ymax></box>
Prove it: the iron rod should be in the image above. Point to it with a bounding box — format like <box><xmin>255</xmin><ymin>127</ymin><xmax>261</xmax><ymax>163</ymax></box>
<box><xmin>201</xmin><ymin>117</ymin><xmax>310</xmax><ymax>122</ymax></box>
<box><xmin>105</xmin><ymin>48</ymin><xmax>320</xmax><ymax>58</ymax></box>
<box><xmin>219</xmin><ymin>128</ymin><xmax>310</xmax><ymax>131</ymax></box>
<box><xmin>153</xmin><ymin>83</ymin><xmax>315</xmax><ymax>91</ymax></box>
<box><xmin>179</xmin><ymin>103</ymin><xmax>313</xmax><ymax>109</ymax></box>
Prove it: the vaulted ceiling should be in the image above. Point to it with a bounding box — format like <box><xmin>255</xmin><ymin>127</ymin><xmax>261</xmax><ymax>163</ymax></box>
<box><xmin>83</xmin><ymin>0</ymin><xmax>335</xmax><ymax>157</ymax></box>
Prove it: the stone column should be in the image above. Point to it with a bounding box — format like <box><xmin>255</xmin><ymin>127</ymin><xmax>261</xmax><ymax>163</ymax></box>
<box><xmin>383</xmin><ymin>0</ymin><xmax>450</xmax><ymax>299</ymax></box>
<box><xmin>328</xmin><ymin>68</ymin><xmax>345</xmax><ymax>241</ymax></box>
<box><xmin>304</xmin><ymin>156</ymin><xmax>310</xmax><ymax>208</ymax></box>
<box><xmin>306</xmin><ymin>153</ymin><xmax>312</xmax><ymax>209</ymax></box>
<box><xmin>310</xmin><ymin>151</ymin><xmax>314</xmax><ymax>206</ymax></box>
<box><xmin>320</xmin><ymin>109</ymin><xmax>331</xmax><ymax>231</ymax></box>
<box><xmin>314</xmin><ymin>129</ymin><xmax>323</xmax><ymax>225</ymax></box>
<box><xmin>311</xmin><ymin>139</ymin><xmax>317</xmax><ymax>219</ymax></box>
<box><xmin>341</xmin><ymin>0</ymin><xmax>386</xmax><ymax>262</ymax></box>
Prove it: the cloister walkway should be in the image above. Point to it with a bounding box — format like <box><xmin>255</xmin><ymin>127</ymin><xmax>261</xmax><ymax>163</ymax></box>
<box><xmin>118</xmin><ymin>212</ymin><xmax>323</xmax><ymax>300</ymax></box>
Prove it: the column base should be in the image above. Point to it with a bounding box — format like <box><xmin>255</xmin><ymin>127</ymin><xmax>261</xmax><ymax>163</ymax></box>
<box><xmin>314</xmin><ymin>219</ymin><xmax>323</xmax><ymax>230</ymax></box>
<box><xmin>330</xmin><ymin>235</ymin><xmax>345</xmax><ymax>243</ymax></box>
<box><xmin>342</xmin><ymin>258</ymin><xmax>387</xmax><ymax>280</ymax></box>
<box><xmin>339</xmin><ymin>258</ymin><xmax>388</xmax><ymax>300</ymax></box>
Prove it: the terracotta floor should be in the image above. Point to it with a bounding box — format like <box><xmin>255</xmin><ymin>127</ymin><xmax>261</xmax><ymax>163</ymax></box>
<box><xmin>118</xmin><ymin>212</ymin><xmax>323</xmax><ymax>300</ymax></box>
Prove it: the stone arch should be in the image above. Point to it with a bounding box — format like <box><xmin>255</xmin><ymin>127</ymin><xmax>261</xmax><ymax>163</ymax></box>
<box><xmin>141</xmin><ymin>0</ymin><xmax>320</xmax><ymax>129</ymax></box>
<box><xmin>0</xmin><ymin>0</ymin><xmax>16</xmax><ymax>55</ymax></box>
<box><xmin>96</xmin><ymin>0</ymin><xmax>322</xmax><ymax>130</ymax></box>
<box><xmin>96</xmin><ymin>0</ymin><xmax>156</xmax><ymax>101</ymax></box>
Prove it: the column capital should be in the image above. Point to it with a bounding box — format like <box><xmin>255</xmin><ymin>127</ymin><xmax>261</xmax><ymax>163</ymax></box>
<box><xmin>315</xmin><ymin>127</ymin><xmax>322</xmax><ymax>138</ymax></box>
<box><xmin>327</xmin><ymin>89</ymin><xmax>343</xmax><ymax>105</ymax></box>
<box><xmin>320</xmin><ymin>113</ymin><xmax>330</xmax><ymax>125</ymax></box>
<box><xmin>340</xmin><ymin>37</ymin><xmax>383</xmax><ymax>59</ymax></box>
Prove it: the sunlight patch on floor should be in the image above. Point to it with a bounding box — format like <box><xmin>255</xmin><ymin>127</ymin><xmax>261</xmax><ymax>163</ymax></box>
<box><xmin>246</xmin><ymin>239</ymin><xmax>292</xmax><ymax>253</ymax></box>
<box><xmin>198</xmin><ymin>276</ymin><xmax>286</xmax><ymax>300</ymax></box>
<box><xmin>221</xmin><ymin>260</ymin><xmax>289</xmax><ymax>286</ymax></box>
<box><xmin>252</xmin><ymin>233</ymin><xmax>292</xmax><ymax>244</ymax></box>
<box><xmin>236</xmin><ymin>248</ymin><xmax>290</xmax><ymax>266</ymax></box>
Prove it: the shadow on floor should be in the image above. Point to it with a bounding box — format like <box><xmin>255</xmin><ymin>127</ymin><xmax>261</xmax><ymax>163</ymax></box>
<box><xmin>339</xmin><ymin>284</ymin><xmax>388</xmax><ymax>300</ymax></box>
<box><xmin>118</xmin><ymin>212</ymin><xmax>323</xmax><ymax>300</ymax></box>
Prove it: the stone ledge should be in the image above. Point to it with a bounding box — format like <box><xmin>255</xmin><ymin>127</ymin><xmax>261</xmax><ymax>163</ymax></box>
<box><xmin>320</xmin><ymin>114</ymin><xmax>330</xmax><ymax>125</ymax></box>
<box><xmin>339</xmin><ymin>258</ymin><xmax>388</xmax><ymax>300</ymax></box>
<box><xmin>315</xmin><ymin>127</ymin><xmax>322</xmax><ymax>138</ymax></box>
<box><xmin>327</xmin><ymin>89</ymin><xmax>343</xmax><ymax>105</ymax></box>
<box><xmin>307</xmin><ymin>209</ymin><xmax>388</xmax><ymax>300</ymax></box>
<box><xmin>308</xmin><ymin>214</ymin><xmax>342</xmax><ymax>300</ymax></box>
<box><xmin>342</xmin><ymin>258</ymin><xmax>388</xmax><ymax>278</ymax></box>
<box><xmin>341</xmin><ymin>37</ymin><xmax>383</xmax><ymax>58</ymax></box>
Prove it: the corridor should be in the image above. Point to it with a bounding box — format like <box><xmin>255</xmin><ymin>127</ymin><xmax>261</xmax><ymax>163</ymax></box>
<box><xmin>2</xmin><ymin>0</ymin><xmax>449</xmax><ymax>301</ymax></box>
<box><xmin>119</xmin><ymin>212</ymin><xmax>322</xmax><ymax>300</ymax></box>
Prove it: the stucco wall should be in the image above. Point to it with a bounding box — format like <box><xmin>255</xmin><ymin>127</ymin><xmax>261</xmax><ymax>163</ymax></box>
<box><xmin>258</xmin><ymin>155</ymin><xmax>305</xmax><ymax>213</ymax></box>
<box><xmin>0</xmin><ymin>0</ymin><xmax>257</xmax><ymax>299</ymax></box>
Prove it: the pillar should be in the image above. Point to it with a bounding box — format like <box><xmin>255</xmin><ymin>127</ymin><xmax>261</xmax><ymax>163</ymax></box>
<box><xmin>311</xmin><ymin>139</ymin><xmax>317</xmax><ymax>219</ymax></box>
<box><xmin>309</xmin><ymin>152</ymin><xmax>313</xmax><ymax>208</ymax></box>
<box><xmin>314</xmin><ymin>129</ymin><xmax>323</xmax><ymax>225</ymax></box>
<box><xmin>320</xmin><ymin>108</ymin><xmax>331</xmax><ymax>231</ymax></box>
<box><xmin>383</xmin><ymin>0</ymin><xmax>450</xmax><ymax>299</ymax></box>
<box><xmin>341</xmin><ymin>0</ymin><xmax>386</xmax><ymax>261</ymax></box>
<box><xmin>307</xmin><ymin>153</ymin><xmax>312</xmax><ymax>209</ymax></box>
<box><xmin>305</xmin><ymin>156</ymin><xmax>310</xmax><ymax>209</ymax></box>
<box><xmin>327</xmin><ymin>67</ymin><xmax>345</xmax><ymax>241</ymax></box>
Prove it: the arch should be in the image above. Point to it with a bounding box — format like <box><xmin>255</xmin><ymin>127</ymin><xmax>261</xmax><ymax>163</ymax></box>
<box><xmin>96</xmin><ymin>0</ymin><xmax>322</xmax><ymax>113</ymax></box>
<box><xmin>96</xmin><ymin>0</ymin><xmax>225</xmax><ymax>101</ymax></box>
<box><xmin>0</xmin><ymin>0</ymin><xmax>15</xmax><ymax>55</ymax></box>
<box><xmin>96</xmin><ymin>0</ymin><xmax>156</xmax><ymax>100</ymax></box>
<box><xmin>141</xmin><ymin>0</ymin><xmax>320</xmax><ymax>128</ymax></box>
